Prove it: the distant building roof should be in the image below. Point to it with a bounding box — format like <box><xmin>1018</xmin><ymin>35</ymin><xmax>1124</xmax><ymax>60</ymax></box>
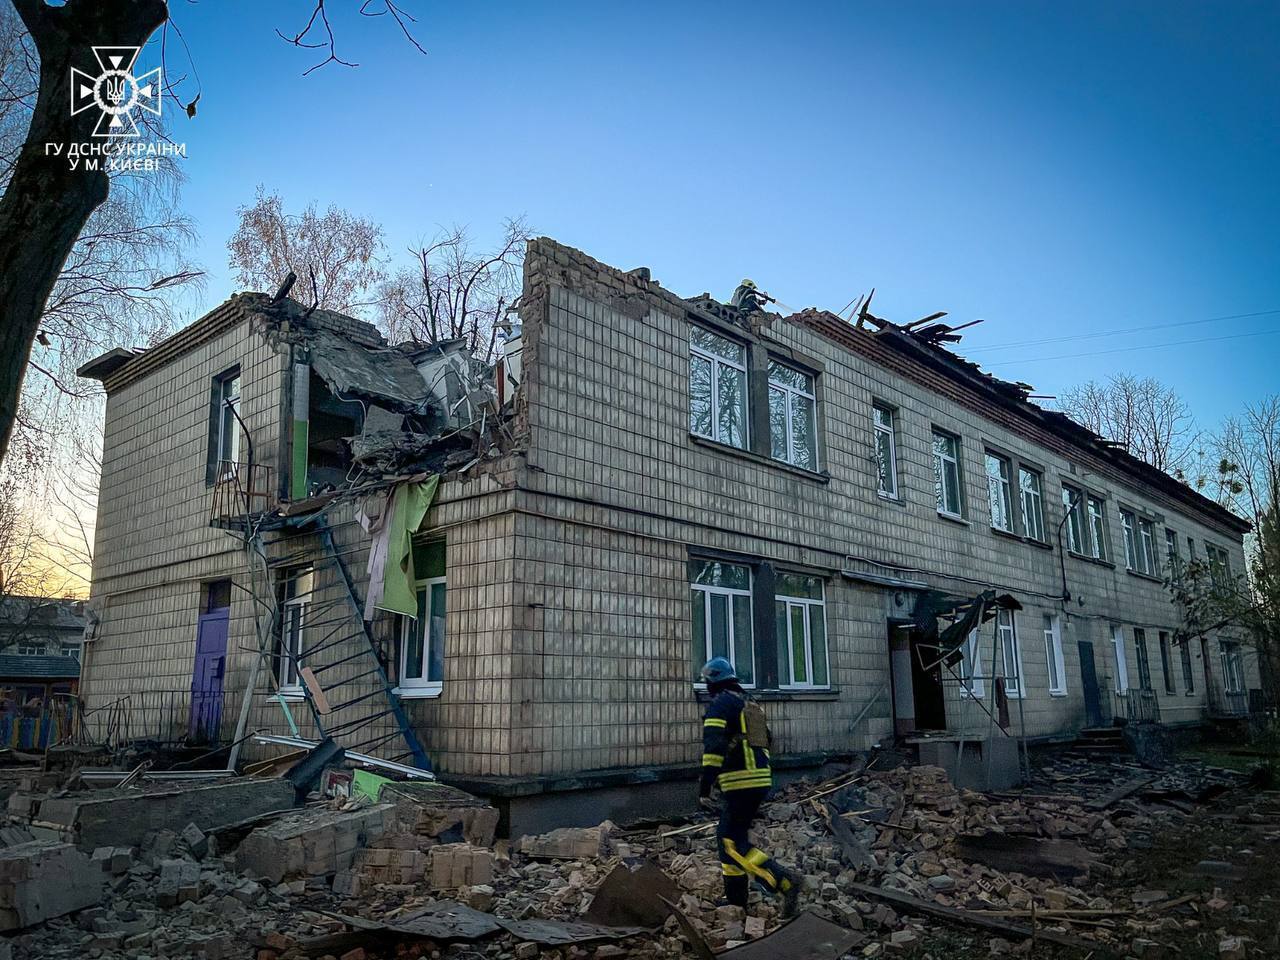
<box><xmin>0</xmin><ymin>654</ymin><xmax>81</xmax><ymax>680</ymax></box>
<box><xmin>0</xmin><ymin>596</ymin><xmax>85</xmax><ymax>634</ymax></box>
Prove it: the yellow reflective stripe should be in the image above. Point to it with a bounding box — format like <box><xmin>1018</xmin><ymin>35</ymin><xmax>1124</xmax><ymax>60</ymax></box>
<box><xmin>745</xmin><ymin>848</ymin><xmax>770</xmax><ymax>866</ymax></box>
<box><xmin>719</xmin><ymin>775</ymin><xmax>772</xmax><ymax>791</ymax></box>
<box><xmin>722</xmin><ymin>838</ymin><xmax>777</xmax><ymax>889</ymax></box>
<box><xmin>721</xmin><ymin>863</ymin><xmax>746</xmax><ymax>876</ymax></box>
<box><xmin>718</xmin><ymin>768</ymin><xmax>773</xmax><ymax>784</ymax></box>
<box><xmin>704</xmin><ymin>717</ymin><xmax>727</xmax><ymax>728</ymax></box>
<box><xmin>701</xmin><ymin>754</ymin><xmax>724</xmax><ymax>767</ymax></box>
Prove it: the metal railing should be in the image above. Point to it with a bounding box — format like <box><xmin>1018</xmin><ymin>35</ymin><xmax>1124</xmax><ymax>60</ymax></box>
<box><xmin>1112</xmin><ymin>687</ymin><xmax>1162</xmax><ymax>724</ymax></box>
<box><xmin>1208</xmin><ymin>684</ymin><xmax>1251</xmax><ymax>718</ymax></box>
<box><xmin>210</xmin><ymin>460</ymin><xmax>276</xmax><ymax>525</ymax></box>
<box><xmin>74</xmin><ymin>689</ymin><xmax>230</xmax><ymax>749</ymax></box>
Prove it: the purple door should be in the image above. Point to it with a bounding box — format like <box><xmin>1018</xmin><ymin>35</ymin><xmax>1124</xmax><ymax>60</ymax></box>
<box><xmin>189</xmin><ymin>609</ymin><xmax>229</xmax><ymax>742</ymax></box>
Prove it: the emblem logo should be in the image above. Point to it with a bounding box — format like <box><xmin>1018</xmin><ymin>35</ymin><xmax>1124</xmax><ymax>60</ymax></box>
<box><xmin>70</xmin><ymin>46</ymin><xmax>161</xmax><ymax>137</ymax></box>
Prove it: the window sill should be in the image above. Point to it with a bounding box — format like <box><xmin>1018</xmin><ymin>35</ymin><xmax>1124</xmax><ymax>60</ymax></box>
<box><xmin>1067</xmin><ymin>551</ymin><xmax>1114</xmax><ymax>569</ymax></box>
<box><xmin>936</xmin><ymin>511</ymin><xmax>969</xmax><ymax>526</ymax></box>
<box><xmin>1125</xmin><ymin>568</ymin><xmax>1164</xmax><ymax>585</ymax></box>
<box><xmin>688</xmin><ymin>434</ymin><xmax>831</xmax><ymax>484</ymax></box>
<box><xmin>876</xmin><ymin>491</ymin><xmax>901</xmax><ymax>503</ymax></box>
<box><xmin>1049</xmin><ymin>689</ymin><xmax>1069</xmax><ymax>698</ymax></box>
<box><xmin>394</xmin><ymin>686</ymin><xmax>443</xmax><ymax>700</ymax></box>
<box><xmin>270</xmin><ymin>690</ymin><xmax>305</xmax><ymax>703</ymax></box>
<box><xmin>989</xmin><ymin>527</ymin><xmax>1054</xmax><ymax>551</ymax></box>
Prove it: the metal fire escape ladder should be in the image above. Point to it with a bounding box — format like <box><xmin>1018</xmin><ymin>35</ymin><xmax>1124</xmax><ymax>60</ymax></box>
<box><xmin>277</xmin><ymin>516</ymin><xmax>432</xmax><ymax>771</ymax></box>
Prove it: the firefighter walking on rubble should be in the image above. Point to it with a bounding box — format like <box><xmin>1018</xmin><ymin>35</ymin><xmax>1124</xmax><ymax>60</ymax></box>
<box><xmin>698</xmin><ymin>657</ymin><xmax>801</xmax><ymax>914</ymax></box>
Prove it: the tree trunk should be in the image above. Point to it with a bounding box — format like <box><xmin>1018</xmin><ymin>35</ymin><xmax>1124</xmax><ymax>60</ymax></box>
<box><xmin>0</xmin><ymin>0</ymin><xmax>168</xmax><ymax>465</ymax></box>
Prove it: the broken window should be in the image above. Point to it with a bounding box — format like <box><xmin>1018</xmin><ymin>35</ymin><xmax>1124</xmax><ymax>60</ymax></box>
<box><xmin>276</xmin><ymin>567</ymin><xmax>313</xmax><ymax>698</ymax></box>
<box><xmin>984</xmin><ymin>452</ymin><xmax>1013</xmax><ymax>533</ymax></box>
<box><xmin>997</xmin><ymin>609</ymin><xmax>1023</xmax><ymax>697</ymax></box>
<box><xmin>1159</xmin><ymin>631</ymin><xmax>1176</xmax><ymax>695</ymax></box>
<box><xmin>1019</xmin><ymin>467</ymin><xmax>1045</xmax><ymax>542</ymax></box>
<box><xmin>774</xmin><ymin>573</ymin><xmax>828</xmax><ymax>689</ymax></box>
<box><xmin>1062</xmin><ymin>486</ymin><xmax>1086</xmax><ymax>554</ymax></box>
<box><xmin>1133</xmin><ymin>628</ymin><xmax>1152</xmax><ymax>690</ymax></box>
<box><xmin>1111</xmin><ymin>624</ymin><xmax>1129</xmax><ymax>694</ymax></box>
<box><xmin>1043</xmin><ymin>614</ymin><xmax>1066</xmax><ymax>695</ymax></box>
<box><xmin>767</xmin><ymin>361</ymin><xmax>817</xmax><ymax>470</ymax></box>
<box><xmin>207</xmin><ymin>367</ymin><xmax>240</xmax><ymax>484</ymax></box>
<box><xmin>1179</xmin><ymin>635</ymin><xmax>1195</xmax><ymax>693</ymax></box>
<box><xmin>689</xmin><ymin>326</ymin><xmax>747</xmax><ymax>449</ymax></box>
<box><xmin>398</xmin><ymin>540</ymin><xmax>446</xmax><ymax>697</ymax></box>
<box><xmin>690</xmin><ymin>559</ymin><xmax>754</xmax><ymax>686</ymax></box>
<box><xmin>872</xmin><ymin>404</ymin><xmax>898</xmax><ymax>498</ymax></box>
<box><xmin>957</xmin><ymin>628</ymin><xmax>985</xmax><ymax>698</ymax></box>
<box><xmin>932</xmin><ymin>429</ymin><xmax>963</xmax><ymax>518</ymax></box>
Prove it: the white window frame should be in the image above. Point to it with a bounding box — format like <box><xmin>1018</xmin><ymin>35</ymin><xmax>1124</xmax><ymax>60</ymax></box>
<box><xmin>957</xmin><ymin>628</ymin><xmax>985</xmax><ymax>699</ymax></box>
<box><xmin>1086</xmin><ymin>495</ymin><xmax>1108</xmax><ymax>561</ymax></box>
<box><xmin>16</xmin><ymin>642</ymin><xmax>45</xmax><ymax>657</ymax></box>
<box><xmin>1133</xmin><ymin>627</ymin><xmax>1153</xmax><ymax>691</ymax></box>
<box><xmin>397</xmin><ymin>575</ymin><xmax>446</xmax><ymax>699</ymax></box>
<box><xmin>1111</xmin><ymin>624</ymin><xmax>1129</xmax><ymax>694</ymax></box>
<box><xmin>1121</xmin><ymin>509</ymin><xmax>1138</xmax><ymax>570</ymax></box>
<box><xmin>692</xmin><ymin>564</ymin><xmax>755</xmax><ymax>688</ymax></box>
<box><xmin>61</xmin><ymin>644</ymin><xmax>81</xmax><ymax>661</ymax></box>
<box><xmin>1165</xmin><ymin>528</ymin><xmax>1181</xmax><ymax>580</ymax></box>
<box><xmin>277</xmin><ymin>573</ymin><xmax>310</xmax><ymax>700</ymax></box>
<box><xmin>1062</xmin><ymin>486</ymin><xmax>1085</xmax><ymax>554</ymax></box>
<box><xmin>872</xmin><ymin>403</ymin><xmax>898</xmax><ymax>499</ymax></box>
<box><xmin>1019</xmin><ymin>467</ymin><xmax>1045</xmax><ymax>542</ymax></box>
<box><xmin>932</xmin><ymin>429</ymin><xmax>963</xmax><ymax>519</ymax></box>
<box><xmin>216</xmin><ymin>373</ymin><xmax>241</xmax><ymax>471</ymax></box>
<box><xmin>776</xmin><ymin>579</ymin><xmax>829</xmax><ymax>691</ymax></box>
<box><xmin>689</xmin><ymin>326</ymin><xmax>749</xmax><ymax>449</ymax></box>
<box><xmin>1221</xmin><ymin>640</ymin><xmax>1245</xmax><ymax>694</ymax></box>
<box><xmin>1138</xmin><ymin>519</ymin><xmax>1157</xmax><ymax>576</ymax></box>
<box><xmin>767</xmin><ymin>360</ymin><xmax>818</xmax><ymax>470</ymax></box>
<box><xmin>985</xmin><ymin>452</ymin><xmax>1014</xmax><ymax>533</ymax></box>
<box><xmin>1043</xmin><ymin>614</ymin><xmax>1067</xmax><ymax>696</ymax></box>
<box><xmin>1158</xmin><ymin>631</ymin><xmax>1176</xmax><ymax>695</ymax></box>
<box><xmin>997</xmin><ymin>609</ymin><xmax>1025</xmax><ymax>698</ymax></box>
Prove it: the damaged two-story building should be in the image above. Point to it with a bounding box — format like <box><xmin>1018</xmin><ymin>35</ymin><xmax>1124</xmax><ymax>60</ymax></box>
<box><xmin>77</xmin><ymin>238</ymin><xmax>1260</xmax><ymax>830</ymax></box>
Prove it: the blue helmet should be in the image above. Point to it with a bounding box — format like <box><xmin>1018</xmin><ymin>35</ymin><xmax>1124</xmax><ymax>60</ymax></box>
<box><xmin>701</xmin><ymin>657</ymin><xmax>736</xmax><ymax>684</ymax></box>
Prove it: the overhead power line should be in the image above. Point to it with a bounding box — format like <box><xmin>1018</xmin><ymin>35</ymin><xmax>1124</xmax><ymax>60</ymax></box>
<box><xmin>964</xmin><ymin>308</ymin><xmax>1280</xmax><ymax>353</ymax></box>
<box><xmin>980</xmin><ymin>327</ymin><xmax>1280</xmax><ymax>366</ymax></box>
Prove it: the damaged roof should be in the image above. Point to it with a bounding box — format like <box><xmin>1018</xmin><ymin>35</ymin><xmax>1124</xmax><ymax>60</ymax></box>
<box><xmin>305</xmin><ymin>328</ymin><xmax>429</xmax><ymax>412</ymax></box>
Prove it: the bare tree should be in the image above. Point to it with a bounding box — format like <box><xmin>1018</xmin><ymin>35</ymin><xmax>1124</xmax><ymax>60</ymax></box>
<box><xmin>1059</xmin><ymin>374</ymin><xmax>1199</xmax><ymax>477</ymax></box>
<box><xmin>228</xmin><ymin>187</ymin><xmax>385</xmax><ymax>313</ymax></box>
<box><xmin>0</xmin><ymin>0</ymin><xmax>428</xmax><ymax>468</ymax></box>
<box><xmin>377</xmin><ymin>217</ymin><xmax>530</xmax><ymax>361</ymax></box>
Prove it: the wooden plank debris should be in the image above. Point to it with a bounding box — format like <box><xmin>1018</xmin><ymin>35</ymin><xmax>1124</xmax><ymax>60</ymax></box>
<box><xmin>1086</xmin><ymin>776</ymin><xmax>1155</xmax><ymax>811</ymax></box>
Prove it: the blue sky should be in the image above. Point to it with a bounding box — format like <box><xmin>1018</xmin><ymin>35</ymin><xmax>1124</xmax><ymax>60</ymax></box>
<box><xmin>149</xmin><ymin>1</ymin><xmax>1279</xmax><ymax>425</ymax></box>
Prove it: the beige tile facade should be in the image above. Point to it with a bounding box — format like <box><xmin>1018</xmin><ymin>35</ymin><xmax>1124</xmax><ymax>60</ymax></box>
<box><xmin>81</xmin><ymin>241</ymin><xmax>1256</xmax><ymax>785</ymax></box>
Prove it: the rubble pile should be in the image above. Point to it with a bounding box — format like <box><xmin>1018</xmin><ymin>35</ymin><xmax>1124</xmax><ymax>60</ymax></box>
<box><xmin>1</xmin><ymin>750</ymin><xmax>1272</xmax><ymax>960</ymax></box>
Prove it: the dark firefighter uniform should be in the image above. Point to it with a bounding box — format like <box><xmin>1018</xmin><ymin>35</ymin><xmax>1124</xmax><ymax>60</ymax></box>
<box><xmin>700</xmin><ymin>689</ymin><xmax>797</xmax><ymax>909</ymax></box>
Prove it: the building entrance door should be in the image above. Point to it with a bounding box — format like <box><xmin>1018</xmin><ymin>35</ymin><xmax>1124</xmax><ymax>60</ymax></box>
<box><xmin>189</xmin><ymin>596</ymin><xmax>230</xmax><ymax>743</ymax></box>
<box><xmin>1077</xmin><ymin>639</ymin><xmax>1104</xmax><ymax>727</ymax></box>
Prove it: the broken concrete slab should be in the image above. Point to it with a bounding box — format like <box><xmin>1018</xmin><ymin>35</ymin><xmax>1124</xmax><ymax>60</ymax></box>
<box><xmin>236</xmin><ymin>804</ymin><xmax>390</xmax><ymax>884</ymax></box>
<box><xmin>33</xmin><ymin>777</ymin><xmax>295</xmax><ymax>851</ymax></box>
<box><xmin>516</xmin><ymin>821</ymin><xmax>614</xmax><ymax>860</ymax></box>
<box><xmin>0</xmin><ymin>840</ymin><xmax>103</xmax><ymax>930</ymax></box>
<box><xmin>380</xmin><ymin>781</ymin><xmax>499</xmax><ymax>847</ymax></box>
<box><xmin>427</xmin><ymin>843</ymin><xmax>495</xmax><ymax>890</ymax></box>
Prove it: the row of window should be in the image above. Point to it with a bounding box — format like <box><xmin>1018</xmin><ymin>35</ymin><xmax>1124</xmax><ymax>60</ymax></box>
<box><xmin>955</xmin><ymin>610</ymin><xmax>1062</xmax><ymax>699</ymax></box>
<box><xmin>12</xmin><ymin>642</ymin><xmax>80</xmax><ymax>660</ymax></box>
<box><xmin>686</xmin><ymin>323</ymin><xmax>1236</xmax><ymax>582</ymax></box>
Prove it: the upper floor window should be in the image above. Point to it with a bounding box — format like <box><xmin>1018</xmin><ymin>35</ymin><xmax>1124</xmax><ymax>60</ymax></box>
<box><xmin>767</xmin><ymin>361</ymin><xmax>817</xmax><ymax>470</ymax></box>
<box><xmin>872</xmin><ymin>404</ymin><xmax>898</xmax><ymax>498</ymax></box>
<box><xmin>690</xmin><ymin>559</ymin><xmax>754</xmax><ymax>686</ymax></box>
<box><xmin>689</xmin><ymin>327</ymin><xmax>748</xmax><ymax>449</ymax></box>
<box><xmin>215</xmin><ymin>371</ymin><xmax>241</xmax><ymax>466</ymax></box>
<box><xmin>932</xmin><ymin>429</ymin><xmax>963</xmax><ymax>518</ymax></box>
<box><xmin>1165</xmin><ymin>528</ymin><xmax>1181</xmax><ymax>579</ymax></box>
<box><xmin>1019</xmin><ymin>467</ymin><xmax>1045</xmax><ymax>542</ymax></box>
<box><xmin>1085</xmin><ymin>495</ymin><xmax>1108</xmax><ymax>560</ymax></box>
<box><xmin>1206</xmin><ymin>544</ymin><xmax>1232</xmax><ymax>585</ymax></box>
<box><xmin>984</xmin><ymin>452</ymin><xmax>1013</xmax><ymax>532</ymax></box>
<box><xmin>775</xmin><ymin>573</ymin><xmax>828</xmax><ymax>689</ymax></box>
<box><xmin>1121</xmin><ymin>509</ymin><xmax>1156</xmax><ymax>575</ymax></box>
<box><xmin>16</xmin><ymin>642</ymin><xmax>45</xmax><ymax>657</ymax></box>
<box><xmin>1062</xmin><ymin>486</ymin><xmax>1085</xmax><ymax>553</ymax></box>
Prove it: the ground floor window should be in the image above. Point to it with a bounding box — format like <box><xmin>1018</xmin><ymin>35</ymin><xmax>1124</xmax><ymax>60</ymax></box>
<box><xmin>1159</xmin><ymin>631</ymin><xmax>1176</xmax><ymax>695</ymax></box>
<box><xmin>957</xmin><ymin>628</ymin><xmax>985</xmax><ymax>698</ymax></box>
<box><xmin>775</xmin><ymin>573</ymin><xmax>828</xmax><ymax>689</ymax></box>
<box><xmin>277</xmin><ymin>567</ymin><xmax>314</xmax><ymax>696</ymax></box>
<box><xmin>690</xmin><ymin>559</ymin><xmax>755</xmax><ymax>685</ymax></box>
<box><xmin>1179</xmin><ymin>636</ymin><xmax>1195</xmax><ymax>693</ymax></box>
<box><xmin>1221</xmin><ymin>640</ymin><xmax>1245</xmax><ymax>694</ymax></box>
<box><xmin>1043</xmin><ymin>614</ymin><xmax>1066</xmax><ymax>696</ymax></box>
<box><xmin>1111</xmin><ymin>625</ymin><xmax>1129</xmax><ymax>693</ymax></box>
<box><xmin>399</xmin><ymin>540</ymin><xmax>446</xmax><ymax>697</ymax></box>
<box><xmin>997</xmin><ymin>609</ymin><xmax>1023</xmax><ymax>697</ymax></box>
<box><xmin>1133</xmin><ymin>628</ymin><xmax>1152</xmax><ymax>690</ymax></box>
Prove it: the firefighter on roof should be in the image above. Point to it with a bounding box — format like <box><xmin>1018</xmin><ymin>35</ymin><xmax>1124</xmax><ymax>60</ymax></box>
<box><xmin>698</xmin><ymin>656</ymin><xmax>801</xmax><ymax>914</ymax></box>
